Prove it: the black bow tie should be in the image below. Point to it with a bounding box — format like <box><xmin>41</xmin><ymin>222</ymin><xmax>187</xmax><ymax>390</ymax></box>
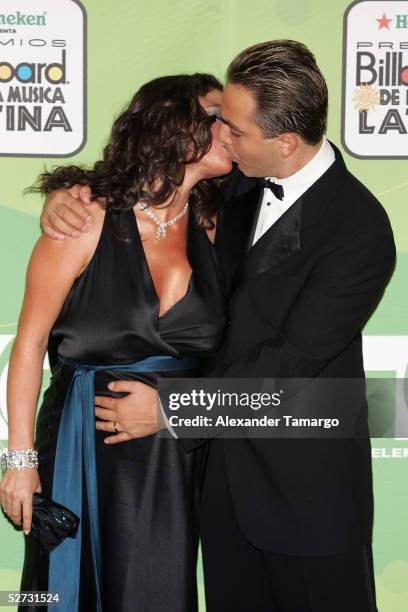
<box><xmin>258</xmin><ymin>178</ymin><xmax>284</xmax><ymax>201</ymax></box>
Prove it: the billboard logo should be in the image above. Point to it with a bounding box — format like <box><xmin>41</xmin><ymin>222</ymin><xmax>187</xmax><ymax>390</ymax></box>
<box><xmin>342</xmin><ymin>1</ymin><xmax>408</xmax><ymax>158</ymax></box>
<box><xmin>0</xmin><ymin>50</ymin><xmax>66</xmax><ymax>84</ymax></box>
<box><xmin>0</xmin><ymin>0</ymin><xmax>86</xmax><ymax>157</ymax></box>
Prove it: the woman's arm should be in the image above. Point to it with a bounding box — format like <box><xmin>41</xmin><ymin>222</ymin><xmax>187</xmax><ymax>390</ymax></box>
<box><xmin>1</xmin><ymin>205</ymin><xmax>104</xmax><ymax>532</ymax></box>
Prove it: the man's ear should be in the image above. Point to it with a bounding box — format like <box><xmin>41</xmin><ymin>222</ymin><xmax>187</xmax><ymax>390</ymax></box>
<box><xmin>277</xmin><ymin>133</ymin><xmax>299</xmax><ymax>159</ymax></box>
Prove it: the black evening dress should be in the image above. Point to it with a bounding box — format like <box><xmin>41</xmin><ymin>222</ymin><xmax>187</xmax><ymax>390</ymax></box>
<box><xmin>19</xmin><ymin>205</ymin><xmax>226</xmax><ymax>612</ymax></box>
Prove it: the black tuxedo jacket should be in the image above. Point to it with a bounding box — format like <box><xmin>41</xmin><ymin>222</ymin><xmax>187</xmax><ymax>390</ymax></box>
<box><xmin>182</xmin><ymin>144</ymin><xmax>396</xmax><ymax>555</ymax></box>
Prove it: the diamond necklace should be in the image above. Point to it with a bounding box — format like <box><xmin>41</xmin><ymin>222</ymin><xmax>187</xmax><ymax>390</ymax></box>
<box><xmin>137</xmin><ymin>200</ymin><xmax>189</xmax><ymax>240</ymax></box>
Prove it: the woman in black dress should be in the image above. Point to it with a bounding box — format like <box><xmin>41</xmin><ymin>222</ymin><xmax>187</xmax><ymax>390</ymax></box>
<box><xmin>0</xmin><ymin>74</ymin><xmax>232</xmax><ymax>611</ymax></box>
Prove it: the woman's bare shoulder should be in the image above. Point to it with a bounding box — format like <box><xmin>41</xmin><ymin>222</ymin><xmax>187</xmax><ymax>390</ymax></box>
<box><xmin>34</xmin><ymin>203</ymin><xmax>106</xmax><ymax>275</ymax></box>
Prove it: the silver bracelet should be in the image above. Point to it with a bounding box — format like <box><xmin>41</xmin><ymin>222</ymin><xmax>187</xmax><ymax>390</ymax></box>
<box><xmin>0</xmin><ymin>448</ymin><xmax>38</xmax><ymax>472</ymax></box>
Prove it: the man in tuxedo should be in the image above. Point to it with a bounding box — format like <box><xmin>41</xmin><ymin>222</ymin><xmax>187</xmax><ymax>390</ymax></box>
<box><xmin>39</xmin><ymin>45</ymin><xmax>395</xmax><ymax>611</ymax></box>
<box><xmin>183</xmin><ymin>40</ymin><xmax>395</xmax><ymax>611</ymax></box>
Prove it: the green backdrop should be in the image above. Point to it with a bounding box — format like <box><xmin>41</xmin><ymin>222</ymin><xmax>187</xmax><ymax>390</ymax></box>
<box><xmin>0</xmin><ymin>1</ymin><xmax>407</xmax><ymax>610</ymax></box>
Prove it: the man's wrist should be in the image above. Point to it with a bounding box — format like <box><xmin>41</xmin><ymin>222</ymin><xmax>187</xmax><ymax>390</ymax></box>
<box><xmin>156</xmin><ymin>394</ymin><xmax>166</xmax><ymax>430</ymax></box>
<box><xmin>156</xmin><ymin>395</ymin><xmax>178</xmax><ymax>438</ymax></box>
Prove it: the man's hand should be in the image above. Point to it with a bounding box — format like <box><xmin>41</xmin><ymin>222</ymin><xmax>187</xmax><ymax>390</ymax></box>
<box><xmin>40</xmin><ymin>184</ymin><xmax>95</xmax><ymax>240</ymax></box>
<box><xmin>95</xmin><ymin>380</ymin><xmax>166</xmax><ymax>444</ymax></box>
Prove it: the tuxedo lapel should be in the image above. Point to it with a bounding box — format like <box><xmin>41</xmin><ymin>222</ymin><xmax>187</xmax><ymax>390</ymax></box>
<box><xmin>231</xmin><ymin>196</ymin><xmax>302</xmax><ymax>290</ymax></box>
<box><xmin>229</xmin><ymin>141</ymin><xmax>349</xmax><ymax>292</ymax></box>
<box><xmin>217</xmin><ymin>186</ymin><xmax>261</xmax><ymax>288</ymax></box>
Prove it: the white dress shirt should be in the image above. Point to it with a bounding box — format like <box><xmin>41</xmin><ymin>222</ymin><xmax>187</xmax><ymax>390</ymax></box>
<box><xmin>252</xmin><ymin>137</ymin><xmax>336</xmax><ymax>245</ymax></box>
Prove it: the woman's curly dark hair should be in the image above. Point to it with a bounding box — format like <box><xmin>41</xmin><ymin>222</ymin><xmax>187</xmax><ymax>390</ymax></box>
<box><xmin>33</xmin><ymin>73</ymin><xmax>224</xmax><ymax>228</ymax></box>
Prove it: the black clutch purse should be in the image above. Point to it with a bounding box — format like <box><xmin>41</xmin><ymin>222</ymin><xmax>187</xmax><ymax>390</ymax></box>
<box><xmin>30</xmin><ymin>493</ymin><xmax>80</xmax><ymax>556</ymax></box>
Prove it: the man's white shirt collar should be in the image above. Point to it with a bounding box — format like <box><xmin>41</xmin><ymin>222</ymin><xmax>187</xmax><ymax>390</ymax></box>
<box><xmin>252</xmin><ymin>137</ymin><xmax>336</xmax><ymax>245</ymax></box>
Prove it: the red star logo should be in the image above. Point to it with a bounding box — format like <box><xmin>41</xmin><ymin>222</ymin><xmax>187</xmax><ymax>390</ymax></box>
<box><xmin>377</xmin><ymin>13</ymin><xmax>392</xmax><ymax>29</ymax></box>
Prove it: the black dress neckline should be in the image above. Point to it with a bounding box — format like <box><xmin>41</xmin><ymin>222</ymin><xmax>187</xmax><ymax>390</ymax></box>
<box><xmin>129</xmin><ymin>205</ymin><xmax>195</xmax><ymax>321</ymax></box>
<box><xmin>50</xmin><ymin>203</ymin><xmax>227</xmax><ymax>364</ymax></box>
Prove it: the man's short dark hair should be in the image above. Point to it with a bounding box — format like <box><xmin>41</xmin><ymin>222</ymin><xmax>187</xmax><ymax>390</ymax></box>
<box><xmin>226</xmin><ymin>40</ymin><xmax>328</xmax><ymax>144</ymax></box>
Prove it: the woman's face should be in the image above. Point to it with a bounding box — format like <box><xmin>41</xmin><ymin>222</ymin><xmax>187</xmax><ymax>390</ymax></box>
<box><xmin>195</xmin><ymin>88</ymin><xmax>233</xmax><ymax>179</ymax></box>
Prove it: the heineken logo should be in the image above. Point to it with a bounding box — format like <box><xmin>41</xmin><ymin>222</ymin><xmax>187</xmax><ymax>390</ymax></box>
<box><xmin>342</xmin><ymin>1</ymin><xmax>408</xmax><ymax>158</ymax></box>
<box><xmin>0</xmin><ymin>12</ymin><xmax>47</xmax><ymax>26</ymax></box>
<box><xmin>377</xmin><ymin>12</ymin><xmax>408</xmax><ymax>28</ymax></box>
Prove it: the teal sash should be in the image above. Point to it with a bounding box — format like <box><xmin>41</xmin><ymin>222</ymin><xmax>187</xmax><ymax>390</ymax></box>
<box><xmin>48</xmin><ymin>354</ymin><xmax>200</xmax><ymax>611</ymax></box>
